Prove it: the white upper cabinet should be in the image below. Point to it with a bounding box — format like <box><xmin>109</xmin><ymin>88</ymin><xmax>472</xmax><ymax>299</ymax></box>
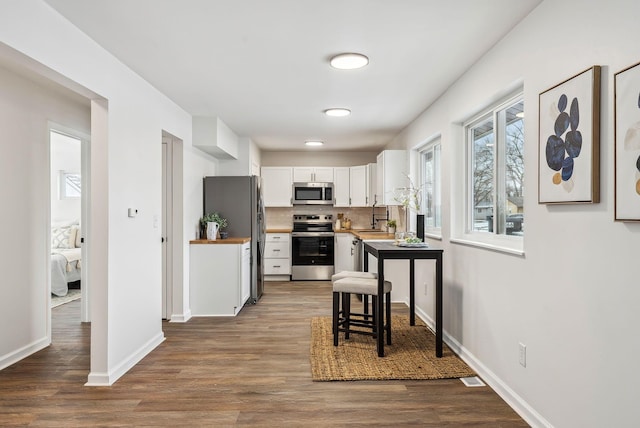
<box><xmin>292</xmin><ymin>167</ymin><xmax>334</xmax><ymax>182</ymax></box>
<box><xmin>349</xmin><ymin>165</ymin><xmax>368</xmax><ymax>207</ymax></box>
<box><xmin>261</xmin><ymin>167</ymin><xmax>293</xmax><ymax>207</ymax></box>
<box><xmin>376</xmin><ymin>150</ymin><xmax>408</xmax><ymax>205</ymax></box>
<box><xmin>333</xmin><ymin>167</ymin><xmax>350</xmax><ymax>207</ymax></box>
<box><xmin>334</xmin><ymin>165</ymin><xmax>373</xmax><ymax>207</ymax></box>
<box><xmin>367</xmin><ymin>163</ymin><xmax>378</xmax><ymax>206</ymax></box>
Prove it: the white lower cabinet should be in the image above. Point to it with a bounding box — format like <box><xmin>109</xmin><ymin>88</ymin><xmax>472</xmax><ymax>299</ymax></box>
<box><xmin>190</xmin><ymin>241</ymin><xmax>251</xmax><ymax>316</ymax></box>
<box><xmin>335</xmin><ymin>233</ymin><xmax>356</xmax><ymax>273</ymax></box>
<box><xmin>264</xmin><ymin>233</ymin><xmax>291</xmax><ymax>280</ymax></box>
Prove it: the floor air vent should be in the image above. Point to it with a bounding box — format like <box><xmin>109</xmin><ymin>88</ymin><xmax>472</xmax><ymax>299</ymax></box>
<box><xmin>461</xmin><ymin>376</ymin><xmax>486</xmax><ymax>387</ymax></box>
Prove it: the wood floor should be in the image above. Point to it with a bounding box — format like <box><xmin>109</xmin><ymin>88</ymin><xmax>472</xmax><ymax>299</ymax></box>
<box><xmin>0</xmin><ymin>281</ymin><xmax>528</xmax><ymax>427</ymax></box>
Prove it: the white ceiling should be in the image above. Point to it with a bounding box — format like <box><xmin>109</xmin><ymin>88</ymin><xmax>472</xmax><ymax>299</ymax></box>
<box><xmin>43</xmin><ymin>0</ymin><xmax>541</xmax><ymax>152</ymax></box>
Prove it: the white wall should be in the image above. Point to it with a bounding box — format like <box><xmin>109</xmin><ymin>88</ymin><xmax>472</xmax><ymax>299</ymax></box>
<box><xmin>0</xmin><ymin>63</ymin><xmax>90</xmax><ymax>368</ymax></box>
<box><xmin>50</xmin><ymin>132</ymin><xmax>82</xmax><ymax>223</ymax></box>
<box><xmin>0</xmin><ymin>0</ymin><xmax>217</xmax><ymax>384</ymax></box>
<box><xmin>391</xmin><ymin>0</ymin><xmax>640</xmax><ymax>426</ymax></box>
<box><xmin>217</xmin><ymin>137</ymin><xmax>259</xmax><ymax>176</ymax></box>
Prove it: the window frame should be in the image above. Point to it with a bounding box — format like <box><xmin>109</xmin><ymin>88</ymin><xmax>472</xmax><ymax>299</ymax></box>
<box><xmin>419</xmin><ymin>138</ymin><xmax>442</xmax><ymax>238</ymax></box>
<box><xmin>59</xmin><ymin>170</ymin><xmax>81</xmax><ymax>199</ymax></box>
<box><xmin>454</xmin><ymin>92</ymin><xmax>525</xmax><ymax>255</ymax></box>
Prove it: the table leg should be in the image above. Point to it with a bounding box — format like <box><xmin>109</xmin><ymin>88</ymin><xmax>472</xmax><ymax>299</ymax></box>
<box><xmin>377</xmin><ymin>256</ymin><xmax>385</xmax><ymax>357</ymax></box>
<box><xmin>409</xmin><ymin>259</ymin><xmax>415</xmax><ymax>326</ymax></box>
<box><xmin>436</xmin><ymin>254</ymin><xmax>443</xmax><ymax>358</ymax></box>
<box><xmin>363</xmin><ymin>250</ymin><xmax>369</xmax><ymax>315</ymax></box>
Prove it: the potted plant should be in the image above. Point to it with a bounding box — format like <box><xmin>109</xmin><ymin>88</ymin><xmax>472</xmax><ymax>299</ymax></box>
<box><xmin>386</xmin><ymin>219</ymin><xmax>397</xmax><ymax>233</ymax></box>
<box><xmin>200</xmin><ymin>212</ymin><xmax>228</xmax><ymax>239</ymax></box>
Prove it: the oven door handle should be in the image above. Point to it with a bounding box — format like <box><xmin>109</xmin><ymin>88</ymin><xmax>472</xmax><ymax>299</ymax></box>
<box><xmin>291</xmin><ymin>232</ymin><xmax>335</xmax><ymax>237</ymax></box>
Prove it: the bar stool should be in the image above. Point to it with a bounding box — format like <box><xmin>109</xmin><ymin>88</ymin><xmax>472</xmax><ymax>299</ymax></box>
<box><xmin>331</xmin><ymin>270</ymin><xmax>378</xmax><ymax>316</ymax></box>
<box><xmin>331</xmin><ymin>270</ymin><xmax>378</xmax><ymax>282</ymax></box>
<box><xmin>332</xmin><ymin>277</ymin><xmax>392</xmax><ymax>352</ymax></box>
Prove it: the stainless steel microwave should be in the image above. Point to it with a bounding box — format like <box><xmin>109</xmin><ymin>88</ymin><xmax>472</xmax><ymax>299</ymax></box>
<box><xmin>292</xmin><ymin>182</ymin><xmax>334</xmax><ymax>205</ymax></box>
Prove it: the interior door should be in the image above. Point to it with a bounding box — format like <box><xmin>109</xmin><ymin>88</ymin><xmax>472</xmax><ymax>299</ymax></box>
<box><xmin>80</xmin><ymin>133</ymin><xmax>91</xmax><ymax>322</ymax></box>
<box><xmin>161</xmin><ymin>138</ymin><xmax>172</xmax><ymax>319</ymax></box>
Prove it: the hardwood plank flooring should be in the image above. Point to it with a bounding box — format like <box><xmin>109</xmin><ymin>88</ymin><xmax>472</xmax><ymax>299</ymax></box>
<box><xmin>0</xmin><ymin>281</ymin><xmax>528</xmax><ymax>427</ymax></box>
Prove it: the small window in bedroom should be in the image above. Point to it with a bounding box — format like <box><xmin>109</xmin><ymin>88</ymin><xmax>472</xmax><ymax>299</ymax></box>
<box><xmin>60</xmin><ymin>171</ymin><xmax>81</xmax><ymax>199</ymax></box>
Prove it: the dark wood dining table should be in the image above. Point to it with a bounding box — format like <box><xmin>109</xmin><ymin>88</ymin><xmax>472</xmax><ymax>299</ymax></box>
<box><xmin>363</xmin><ymin>241</ymin><xmax>443</xmax><ymax>358</ymax></box>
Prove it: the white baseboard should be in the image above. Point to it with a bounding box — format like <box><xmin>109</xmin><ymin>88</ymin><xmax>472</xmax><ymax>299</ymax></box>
<box><xmin>85</xmin><ymin>332</ymin><xmax>165</xmax><ymax>386</ymax></box>
<box><xmin>411</xmin><ymin>304</ymin><xmax>553</xmax><ymax>428</ymax></box>
<box><xmin>0</xmin><ymin>337</ymin><xmax>50</xmax><ymax>371</ymax></box>
<box><xmin>169</xmin><ymin>309</ymin><xmax>192</xmax><ymax>323</ymax></box>
<box><xmin>265</xmin><ymin>275</ymin><xmax>290</xmax><ymax>281</ymax></box>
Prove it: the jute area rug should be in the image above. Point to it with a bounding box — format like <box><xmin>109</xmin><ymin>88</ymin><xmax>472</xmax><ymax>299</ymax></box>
<box><xmin>310</xmin><ymin>315</ymin><xmax>475</xmax><ymax>381</ymax></box>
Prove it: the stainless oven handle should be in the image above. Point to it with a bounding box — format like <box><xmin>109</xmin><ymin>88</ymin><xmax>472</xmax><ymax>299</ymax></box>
<box><xmin>291</xmin><ymin>232</ymin><xmax>335</xmax><ymax>237</ymax></box>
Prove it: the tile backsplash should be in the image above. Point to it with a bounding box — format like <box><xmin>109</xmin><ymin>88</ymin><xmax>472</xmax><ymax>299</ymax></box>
<box><xmin>265</xmin><ymin>205</ymin><xmax>406</xmax><ymax>231</ymax></box>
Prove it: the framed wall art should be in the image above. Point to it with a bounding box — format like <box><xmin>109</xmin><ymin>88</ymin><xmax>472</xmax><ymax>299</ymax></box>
<box><xmin>614</xmin><ymin>61</ymin><xmax>640</xmax><ymax>221</ymax></box>
<box><xmin>538</xmin><ymin>66</ymin><xmax>601</xmax><ymax>204</ymax></box>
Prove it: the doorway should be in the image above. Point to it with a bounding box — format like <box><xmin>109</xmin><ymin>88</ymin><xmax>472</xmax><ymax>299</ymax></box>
<box><xmin>49</xmin><ymin>127</ymin><xmax>90</xmax><ymax>323</ymax></box>
<box><xmin>161</xmin><ymin>131</ymin><xmax>184</xmax><ymax>321</ymax></box>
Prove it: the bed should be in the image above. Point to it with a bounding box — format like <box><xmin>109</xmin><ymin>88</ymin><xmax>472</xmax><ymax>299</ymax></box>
<box><xmin>51</xmin><ymin>223</ymin><xmax>82</xmax><ymax>297</ymax></box>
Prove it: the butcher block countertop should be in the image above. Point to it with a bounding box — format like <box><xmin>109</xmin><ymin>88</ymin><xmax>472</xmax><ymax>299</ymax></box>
<box><xmin>351</xmin><ymin>231</ymin><xmax>395</xmax><ymax>240</ymax></box>
<box><xmin>263</xmin><ymin>228</ymin><xmax>395</xmax><ymax>240</ymax></box>
<box><xmin>190</xmin><ymin>237</ymin><xmax>251</xmax><ymax>244</ymax></box>
<box><xmin>336</xmin><ymin>229</ymin><xmax>396</xmax><ymax>240</ymax></box>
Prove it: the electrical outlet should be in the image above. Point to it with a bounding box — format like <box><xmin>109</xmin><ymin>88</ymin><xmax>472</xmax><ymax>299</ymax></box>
<box><xmin>519</xmin><ymin>342</ymin><xmax>526</xmax><ymax>367</ymax></box>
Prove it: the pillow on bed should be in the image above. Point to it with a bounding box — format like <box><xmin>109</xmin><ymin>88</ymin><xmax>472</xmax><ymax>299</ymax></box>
<box><xmin>73</xmin><ymin>226</ymin><xmax>82</xmax><ymax>248</ymax></box>
<box><xmin>52</xmin><ymin>226</ymin><xmax>77</xmax><ymax>249</ymax></box>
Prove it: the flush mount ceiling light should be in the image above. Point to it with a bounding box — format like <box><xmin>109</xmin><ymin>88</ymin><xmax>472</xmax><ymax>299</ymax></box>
<box><xmin>324</xmin><ymin>108</ymin><xmax>351</xmax><ymax>117</ymax></box>
<box><xmin>305</xmin><ymin>141</ymin><xmax>324</xmax><ymax>147</ymax></box>
<box><xmin>330</xmin><ymin>53</ymin><xmax>369</xmax><ymax>70</ymax></box>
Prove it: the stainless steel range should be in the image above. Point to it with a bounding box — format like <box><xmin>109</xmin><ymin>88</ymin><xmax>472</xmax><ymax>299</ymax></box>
<box><xmin>291</xmin><ymin>214</ymin><xmax>334</xmax><ymax>280</ymax></box>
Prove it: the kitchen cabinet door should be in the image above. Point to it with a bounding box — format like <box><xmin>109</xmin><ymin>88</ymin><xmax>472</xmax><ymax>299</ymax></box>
<box><xmin>333</xmin><ymin>167</ymin><xmax>350</xmax><ymax>207</ymax></box>
<box><xmin>292</xmin><ymin>167</ymin><xmax>314</xmax><ymax>182</ymax></box>
<box><xmin>292</xmin><ymin>167</ymin><xmax>334</xmax><ymax>182</ymax></box>
<box><xmin>367</xmin><ymin>163</ymin><xmax>378</xmax><ymax>206</ymax></box>
<box><xmin>313</xmin><ymin>167</ymin><xmax>334</xmax><ymax>182</ymax></box>
<box><xmin>261</xmin><ymin>167</ymin><xmax>293</xmax><ymax>207</ymax></box>
<box><xmin>335</xmin><ymin>233</ymin><xmax>356</xmax><ymax>273</ymax></box>
<box><xmin>349</xmin><ymin>165</ymin><xmax>368</xmax><ymax>207</ymax></box>
<box><xmin>376</xmin><ymin>150</ymin><xmax>408</xmax><ymax>205</ymax></box>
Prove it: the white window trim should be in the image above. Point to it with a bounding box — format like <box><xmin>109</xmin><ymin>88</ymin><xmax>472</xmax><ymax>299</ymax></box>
<box><xmin>452</xmin><ymin>91</ymin><xmax>524</xmax><ymax>256</ymax></box>
<box><xmin>418</xmin><ymin>137</ymin><xmax>442</xmax><ymax>238</ymax></box>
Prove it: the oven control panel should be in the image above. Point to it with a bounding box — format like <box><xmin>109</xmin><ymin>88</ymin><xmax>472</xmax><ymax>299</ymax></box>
<box><xmin>293</xmin><ymin>214</ymin><xmax>333</xmax><ymax>222</ymax></box>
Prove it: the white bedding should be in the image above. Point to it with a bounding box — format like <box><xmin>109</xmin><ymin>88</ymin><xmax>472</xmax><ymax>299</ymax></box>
<box><xmin>51</xmin><ymin>250</ymin><xmax>81</xmax><ymax>297</ymax></box>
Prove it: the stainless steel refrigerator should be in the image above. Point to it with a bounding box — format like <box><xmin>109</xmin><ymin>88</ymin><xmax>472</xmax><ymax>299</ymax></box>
<box><xmin>203</xmin><ymin>175</ymin><xmax>265</xmax><ymax>303</ymax></box>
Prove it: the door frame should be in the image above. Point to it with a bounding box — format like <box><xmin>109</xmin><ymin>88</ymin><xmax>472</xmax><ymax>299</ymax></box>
<box><xmin>48</xmin><ymin>124</ymin><xmax>91</xmax><ymax>325</ymax></box>
<box><xmin>161</xmin><ymin>131</ymin><xmax>184</xmax><ymax>321</ymax></box>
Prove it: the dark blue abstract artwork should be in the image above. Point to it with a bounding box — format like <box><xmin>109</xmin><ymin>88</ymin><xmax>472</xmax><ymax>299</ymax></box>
<box><xmin>545</xmin><ymin>94</ymin><xmax>582</xmax><ymax>185</ymax></box>
<box><xmin>539</xmin><ymin>66</ymin><xmax>600</xmax><ymax>204</ymax></box>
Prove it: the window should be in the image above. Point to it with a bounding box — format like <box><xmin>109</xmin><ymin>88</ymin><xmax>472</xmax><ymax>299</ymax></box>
<box><xmin>466</xmin><ymin>95</ymin><xmax>524</xmax><ymax>237</ymax></box>
<box><xmin>59</xmin><ymin>171</ymin><xmax>81</xmax><ymax>199</ymax></box>
<box><xmin>420</xmin><ymin>140</ymin><xmax>441</xmax><ymax>235</ymax></box>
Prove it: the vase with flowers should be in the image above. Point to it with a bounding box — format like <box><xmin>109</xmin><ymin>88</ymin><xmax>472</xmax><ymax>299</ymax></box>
<box><xmin>393</xmin><ymin>174</ymin><xmax>423</xmax><ymax>236</ymax></box>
